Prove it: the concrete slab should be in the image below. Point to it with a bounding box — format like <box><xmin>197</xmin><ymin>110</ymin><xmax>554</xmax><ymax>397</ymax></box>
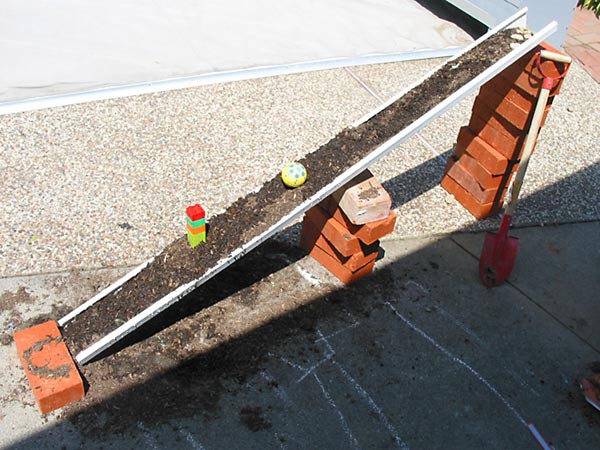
<box><xmin>1</xmin><ymin>224</ymin><xmax>599</xmax><ymax>448</ymax></box>
<box><xmin>452</xmin><ymin>221</ymin><xmax>600</xmax><ymax>351</ymax></box>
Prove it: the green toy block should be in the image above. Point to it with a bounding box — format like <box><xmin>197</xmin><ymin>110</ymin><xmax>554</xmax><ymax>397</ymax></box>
<box><xmin>187</xmin><ymin>231</ymin><xmax>206</xmax><ymax>248</ymax></box>
<box><xmin>186</xmin><ymin>217</ymin><xmax>206</xmax><ymax>228</ymax></box>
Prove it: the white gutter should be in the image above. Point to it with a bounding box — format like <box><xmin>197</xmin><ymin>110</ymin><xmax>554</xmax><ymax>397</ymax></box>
<box><xmin>0</xmin><ymin>47</ymin><xmax>462</xmax><ymax>117</ymax></box>
<box><xmin>74</xmin><ymin>10</ymin><xmax>556</xmax><ymax>365</ymax></box>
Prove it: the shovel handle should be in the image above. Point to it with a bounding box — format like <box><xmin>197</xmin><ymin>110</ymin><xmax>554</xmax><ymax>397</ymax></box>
<box><xmin>504</xmin><ymin>84</ymin><xmax>550</xmax><ymax>215</ymax></box>
<box><xmin>504</xmin><ymin>51</ymin><xmax>569</xmax><ymax>216</ymax></box>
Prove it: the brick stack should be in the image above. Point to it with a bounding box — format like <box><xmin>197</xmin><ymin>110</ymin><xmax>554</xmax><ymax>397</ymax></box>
<box><xmin>300</xmin><ymin>173</ymin><xmax>397</xmax><ymax>284</ymax></box>
<box><xmin>442</xmin><ymin>41</ymin><xmax>570</xmax><ymax>219</ymax></box>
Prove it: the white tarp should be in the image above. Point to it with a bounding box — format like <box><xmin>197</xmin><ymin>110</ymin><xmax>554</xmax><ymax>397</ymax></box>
<box><xmin>0</xmin><ymin>0</ymin><xmax>472</xmax><ymax>103</ymax></box>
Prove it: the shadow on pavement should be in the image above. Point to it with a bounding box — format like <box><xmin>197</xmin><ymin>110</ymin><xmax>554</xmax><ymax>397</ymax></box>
<box><xmin>7</xmin><ymin>161</ymin><xmax>600</xmax><ymax>450</ymax></box>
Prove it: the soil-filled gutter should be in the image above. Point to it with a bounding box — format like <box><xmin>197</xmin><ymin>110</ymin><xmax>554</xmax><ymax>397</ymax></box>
<box><xmin>62</xmin><ymin>29</ymin><xmax>526</xmax><ymax>355</ymax></box>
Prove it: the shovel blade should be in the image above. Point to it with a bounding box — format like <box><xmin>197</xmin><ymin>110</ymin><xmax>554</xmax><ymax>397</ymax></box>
<box><xmin>479</xmin><ymin>231</ymin><xmax>519</xmax><ymax>287</ymax></box>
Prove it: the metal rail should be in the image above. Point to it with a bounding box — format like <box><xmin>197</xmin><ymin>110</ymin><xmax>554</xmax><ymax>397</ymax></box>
<box><xmin>75</xmin><ymin>10</ymin><xmax>557</xmax><ymax>365</ymax></box>
<box><xmin>0</xmin><ymin>48</ymin><xmax>462</xmax><ymax>117</ymax></box>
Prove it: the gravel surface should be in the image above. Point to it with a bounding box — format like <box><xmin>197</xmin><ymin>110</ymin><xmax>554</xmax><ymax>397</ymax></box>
<box><xmin>1</xmin><ymin>58</ymin><xmax>598</xmax><ymax>277</ymax></box>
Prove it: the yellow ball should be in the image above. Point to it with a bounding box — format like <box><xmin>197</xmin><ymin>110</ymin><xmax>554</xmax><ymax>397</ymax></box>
<box><xmin>281</xmin><ymin>162</ymin><xmax>307</xmax><ymax>188</ymax></box>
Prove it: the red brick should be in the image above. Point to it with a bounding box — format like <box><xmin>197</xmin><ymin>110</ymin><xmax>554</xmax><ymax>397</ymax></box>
<box><xmin>446</xmin><ymin>158</ymin><xmax>504</xmax><ymax>204</ymax></box>
<box><xmin>449</xmin><ymin>153</ymin><xmax>511</xmax><ymax>190</ymax></box>
<box><xmin>473</xmin><ymin>88</ymin><xmax>551</xmax><ymax>130</ymax></box>
<box><xmin>496</xmin><ymin>43</ymin><xmax>570</xmax><ymax>96</ymax></box>
<box><xmin>479</xmin><ymin>77</ymin><xmax>540</xmax><ymax>111</ymax></box>
<box><xmin>320</xmin><ymin>196</ymin><xmax>397</xmax><ymax>245</ymax></box>
<box><xmin>454</xmin><ymin>127</ymin><xmax>509</xmax><ymax>175</ymax></box>
<box><xmin>468</xmin><ymin>114</ymin><xmax>530</xmax><ymax>160</ymax></box>
<box><xmin>304</xmin><ymin>206</ymin><xmax>361</xmax><ymax>257</ymax></box>
<box><xmin>498</xmin><ymin>69</ymin><xmax>564</xmax><ymax>98</ymax></box>
<box><xmin>304</xmin><ymin>242</ymin><xmax>376</xmax><ymax>285</ymax></box>
<box><xmin>300</xmin><ymin>216</ymin><xmax>378</xmax><ymax>272</ymax></box>
<box><xmin>13</xmin><ymin>321</ymin><xmax>85</xmax><ymax>414</ymax></box>
<box><xmin>441</xmin><ymin>175</ymin><xmax>502</xmax><ymax>219</ymax></box>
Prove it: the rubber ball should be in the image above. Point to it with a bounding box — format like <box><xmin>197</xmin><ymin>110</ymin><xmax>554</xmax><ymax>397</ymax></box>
<box><xmin>281</xmin><ymin>162</ymin><xmax>307</xmax><ymax>188</ymax></box>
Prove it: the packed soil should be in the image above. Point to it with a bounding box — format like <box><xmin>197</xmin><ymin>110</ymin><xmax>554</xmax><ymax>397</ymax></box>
<box><xmin>62</xmin><ymin>30</ymin><xmax>522</xmax><ymax>355</ymax></box>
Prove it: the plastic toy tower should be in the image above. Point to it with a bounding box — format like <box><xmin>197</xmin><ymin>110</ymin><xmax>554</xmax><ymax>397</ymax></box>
<box><xmin>186</xmin><ymin>204</ymin><xmax>206</xmax><ymax>248</ymax></box>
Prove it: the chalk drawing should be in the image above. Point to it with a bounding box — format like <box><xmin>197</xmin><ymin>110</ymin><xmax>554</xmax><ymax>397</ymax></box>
<box><xmin>385</xmin><ymin>301</ymin><xmax>527</xmax><ymax>426</ymax></box>
<box><xmin>313</xmin><ymin>372</ymin><xmax>362</xmax><ymax>450</ymax></box>
<box><xmin>294</xmin><ymin>263</ymin><xmax>322</xmax><ymax>286</ymax></box>
<box><xmin>435</xmin><ymin>305</ymin><xmax>486</xmax><ymax>347</ymax></box>
<box><xmin>183</xmin><ymin>430</ymin><xmax>207</xmax><ymax>450</ymax></box>
<box><xmin>267</xmin><ymin>350</ymin><xmax>333</xmax><ymax>384</ymax></box>
<box><xmin>315</xmin><ymin>321</ymin><xmax>360</xmax><ymax>343</ymax></box>
<box><xmin>269</xmin><ymin>353</ymin><xmax>309</xmax><ymax>373</ymax></box>
<box><xmin>245</xmin><ymin>382</ymin><xmax>260</xmax><ymax>394</ymax></box>
<box><xmin>136</xmin><ymin>421</ymin><xmax>159</xmax><ymax>450</ymax></box>
<box><xmin>400</xmin><ymin>282</ymin><xmax>542</xmax><ymax>399</ymax></box>
<box><xmin>316</xmin><ymin>329</ymin><xmax>336</xmax><ymax>356</ymax></box>
<box><xmin>274</xmin><ymin>432</ymin><xmax>288</xmax><ymax>450</ymax></box>
<box><xmin>260</xmin><ymin>370</ymin><xmax>292</xmax><ymax>405</ymax></box>
<box><xmin>331</xmin><ymin>360</ymin><xmax>409</xmax><ymax>450</ymax></box>
<box><xmin>527</xmin><ymin>423</ymin><xmax>552</xmax><ymax>450</ymax></box>
<box><xmin>296</xmin><ymin>357</ymin><xmax>332</xmax><ymax>384</ymax></box>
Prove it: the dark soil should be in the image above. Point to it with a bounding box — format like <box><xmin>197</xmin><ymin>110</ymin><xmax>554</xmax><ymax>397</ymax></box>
<box><xmin>62</xmin><ymin>30</ymin><xmax>523</xmax><ymax>355</ymax></box>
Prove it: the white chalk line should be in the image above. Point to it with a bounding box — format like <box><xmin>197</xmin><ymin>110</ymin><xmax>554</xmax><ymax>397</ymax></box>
<box><xmin>396</xmin><ymin>282</ymin><xmax>542</xmax><ymax>398</ymax></box>
<box><xmin>313</xmin><ymin>372</ymin><xmax>362</xmax><ymax>450</ymax></box>
<box><xmin>268</xmin><ymin>353</ymin><xmax>308</xmax><ymax>372</ymax></box>
<box><xmin>136</xmin><ymin>421</ymin><xmax>159</xmax><ymax>450</ymax></box>
<box><xmin>331</xmin><ymin>360</ymin><xmax>409</xmax><ymax>450</ymax></box>
<box><xmin>315</xmin><ymin>321</ymin><xmax>360</xmax><ymax>343</ymax></box>
<box><xmin>274</xmin><ymin>432</ymin><xmax>288</xmax><ymax>450</ymax></box>
<box><xmin>297</xmin><ymin>357</ymin><xmax>332</xmax><ymax>384</ymax></box>
<box><xmin>385</xmin><ymin>301</ymin><xmax>527</xmax><ymax>427</ymax></box>
<box><xmin>183</xmin><ymin>430</ymin><xmax>207</xmax><ymax>450</ymax></box>
<box><xmin>315</xmin><ymin>329</ymin><xmax>408</xmax><ymax>450</ymax></box>
<box><xmin>527</xmin><ymin>423</ymin><xmax>552</xmax><ymax>450</ymax></box>
<box><xmin>294</xmin><ymin>263</ymin><xmax>322</xmax><ymax>286</ymax></box>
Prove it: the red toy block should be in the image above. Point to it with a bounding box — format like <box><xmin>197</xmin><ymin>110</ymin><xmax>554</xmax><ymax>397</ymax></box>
<box><xmin>300</xmin><ymin>217</ymin><xmax>379</xmax><ymax>272</ymax></box>
<box><xmin>13</xmin><ymin>321</ymin><xmax>85</xmax><ymax>414</ymax></box>
<box><xmin>186</xmin><ymin>204</ymin><xmax>206</xmax><ymax>221</ymax></box>
<box><xmin>186</xmin><ymin>223</ymin><xmax>206</xmax><ymax>235</ymax></box>
<box><xmin>441</xmin><ymin>175</ymin><xmax>502</xmax><ymax>219</ymax></box>
<box><xmin>320</xmin><ymin>196</ymin><xmax>397</xmax><ymax>245</ymax></box>
<box><xmin>304</xmin><ymin>206</ymin><xmax>362</xmax><ymax>257</ymax></box>
<box><xmin>304</xmin><ymin>242</ymin><xmax>376</xmax><ymax>285</ymax></box>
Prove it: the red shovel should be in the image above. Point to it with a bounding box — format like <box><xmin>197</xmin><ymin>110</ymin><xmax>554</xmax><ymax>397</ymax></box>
<box><xmin>479</xmin><ymin>50</ymin><xmax>571</xmax><ymax>287</ymax></box>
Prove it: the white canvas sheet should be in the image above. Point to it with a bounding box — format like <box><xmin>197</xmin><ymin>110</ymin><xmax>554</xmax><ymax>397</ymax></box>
<box><xmin>0</xmin><ymin>0</ymin><xmax>472</xmax><ymax>103</ymax></box>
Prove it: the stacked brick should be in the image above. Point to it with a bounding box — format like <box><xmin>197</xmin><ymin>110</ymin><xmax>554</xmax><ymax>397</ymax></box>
<box><xmin>442</xmin><ymin>42</ymin><xmax>570</xmax><ymax>219</ymax></box>
<box><xmin>300</xmin><ymin>173</ymin><xmax>397</xmax><ymax>285</ymax></box>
